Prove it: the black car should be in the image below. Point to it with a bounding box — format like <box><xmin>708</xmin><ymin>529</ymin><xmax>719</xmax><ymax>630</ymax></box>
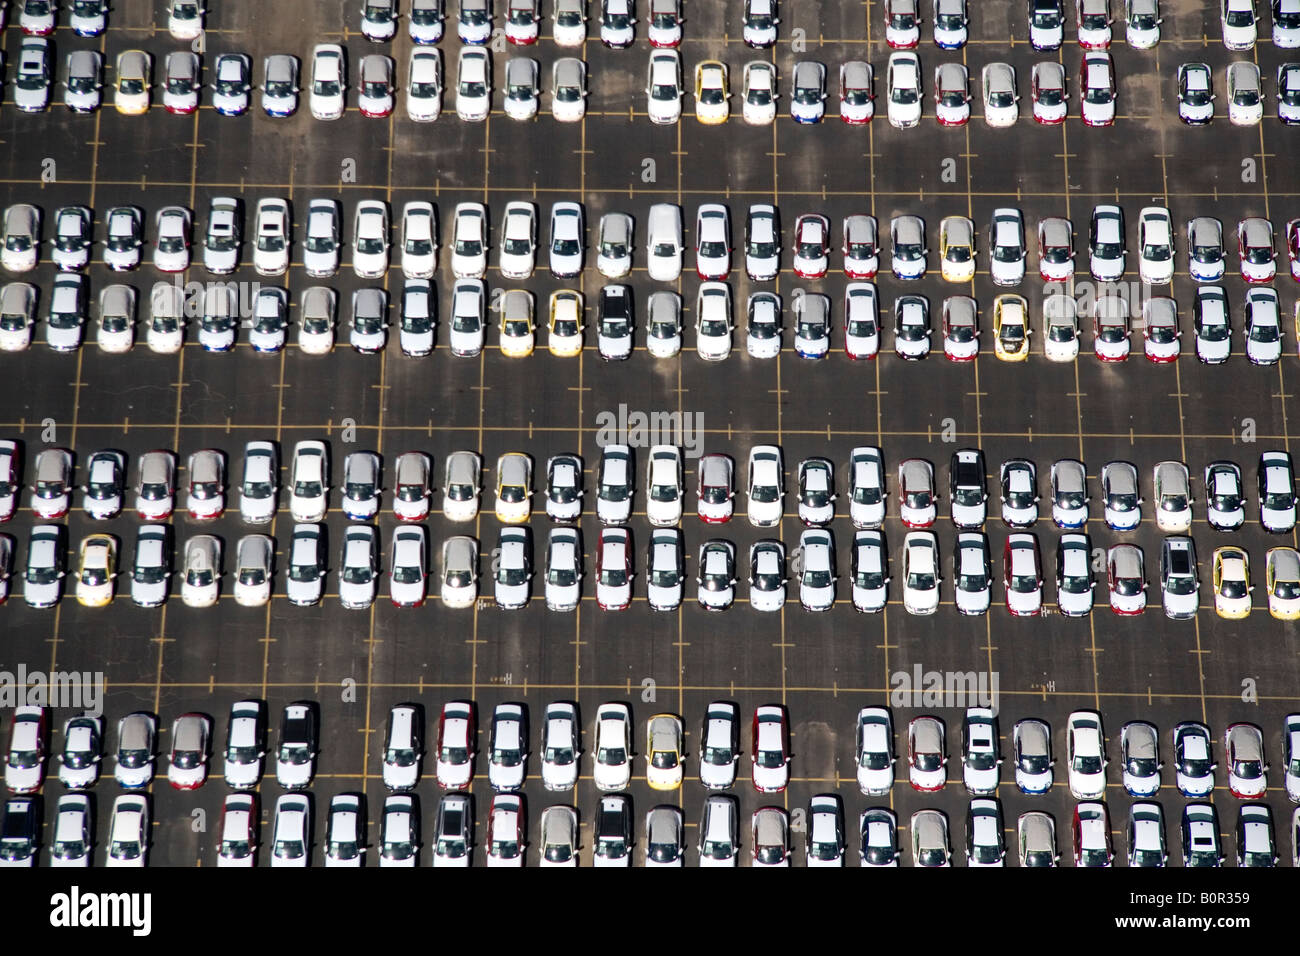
<box><xmin>0</xmin><ymin>797</ymin><xmax>40</xmax><ymax>866</ymax></box>
<box><xmin>593</xmin><ymin>794</ymin><xmax>633</xmax><ymax>865</ymax></box>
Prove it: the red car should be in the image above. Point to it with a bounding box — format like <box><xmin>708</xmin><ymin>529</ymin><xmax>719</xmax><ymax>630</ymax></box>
<box><xmin>696</xmin><ymin>453</ymin><xmax>734</xmax><ymax>524</ymax></box>
<box><xmin>792</xmin><ymin>214</ymin><xmax>830</xmax><ymax>279</ymax></box>
<box><xmin>1287</xmin><ymin>218</ymin><xmax>1300</xmax><ymax>280</ymax></box>
<box><xmin>751</xmin><ymin>705</ymin><xmax>790</xmax><ymax>792</ymax></box>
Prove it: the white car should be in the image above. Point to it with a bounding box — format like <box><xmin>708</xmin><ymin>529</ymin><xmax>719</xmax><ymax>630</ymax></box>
<box><xmin>435</xmin><ymin>701</ymin><xmax>476</xmax><ymax>791</ymax></box>
<box><xmin>934</xmin><ymin>0</ymin><xmax>969</xmax><ymax>46</ymax></box>
<box><xmin>747</xmin><ymin>539</ymin><xmax>786</xmax><ymax>612</ymax></box>
<box><xmin>1004</xmin><ymin>532</ymin><xmax>1043</xmax><ymax>616</ymax></box>
<box><xmin>644</xmin><ymin>445</ymin><xmax>683</xmax><ymax>526</ymax></box>
<box><xmin>442</xmin><ymin>537</ymin><xmax>480</xmax><ymax>608</ymax></box>
<box><xmin>1100</xmin><ymin>460</ymin><xmax>1142</xmax><ymax>531</ymax></box>
<box><xmin>458</xmin><ymin>0</ymin><xmax>492</xmax><ymax>42</ymax></box>
<box><xmin>289</xmin><ymin>441</ymin><xmax>329</xmax><ymax>522</ymax></box>
<box><xmin>202</xmin><ymin>197</ymin><xmax>242</xmax><ymax>275</ymax></box>
<box><xmin>51</xmin><ymin>205</ymin><xmax>91</xmax><ymax>271</ymax></box>
<box><xmin>751</xmin><ymin>706</ymin><xmax>790</xmax><ymax>792</ymax></box>
<box><xmin>486</xmin><ymin>795</ymin><xmax>525</xmax><ymax>867</ymax></box>
<box><xmin>1221</xmin><ymin>0</ymin><xmax>1259</xmax><ymax>49</ymax></box>
<box><xmin>180</xmin><ymin>535</ymin><xmax>222</xmax><ymax>608</ymax></box>
<box><xmin>1030</xmin><ymin>61</ymin><xmax>1068</xmax><ymax>124</ymax></box>
<box><xmin>886</xmin><ymin>52</ymin><xmax>922</xmax><ymax>128</ymax></box>
<box><xmin>445</xmin><ymin>203</ymin><xmax>488</xmax><ymax>280</ymax></box>
<box><xmin>49</xmin><ymin>794</ymin><xmax>93</xmax><ymax>868</ymax></box>
<box><xmin>742</xmin><ymin>60</ymin><xmax>779</xmax><ymax>125</ymax></box>
<box><xmin>844</xmin><ymin>283</ymin><xmax>880</xmax><ymax>360</ymax></box>
<box><xmin>893</xmin><ymin>295</ymin><xmax>930</xmax><ymax>359</ymax></box>
<box><xmin>644</xmin><ymin>290</ymin><xmax>681</xmax><ymax>358</ymax></box>
<box><xmin>601</xmin><ymin>0</ymin><xmax>636</xmax><ymax>46</ymax></box>
<box><xmin>398</xmin><ymin>202</ymin><xmax>437</xmax><ymax>279</ymax></box>
<box><xmin>261</xmin><ymin>54</ymin><xmax>300</xmax><ymax>117</ymax></box>
<box><xmin>389</xmin><ymin>526</ymin><xmax>428</xmax><ymax>608</ymax></box>
<box><xmin>167</xmin><ymin>0</ymin><xmax>203</xmax><ymax>39</ymax></box>
<box><xmin>592</xmin><ymin>703</ymin><xmax>633</xmax><ymax>792</ymax></box>
<box><xmin>1041</xmin><ymin>294</ymin><xmax>1079</xmax><ymax>362</ymax></box>
<box><xmin>102</xmin><ymin>205</ymin><xmax>144</xmax><ymax>272</ymax></box>
<box><xmin>1178</xmin><ymin>61</ymin><xmax>1215</xmax><ymax>124</ymax></box>
<box><xmin>891</xmin><ymin>215</ymin><xmax>927</xmax><ymax>279</ymax></box>
<box><xmin>456</xmin><ymin>47</ymin><xmax>491</xmax><ymax>121</ymax></box>
<box><xmin>695</xmin><ymin>203</ymin><xmax>732</xmax><ymax>279</ymax></box>
<box><xmin>398</xmin><ymin>280</ymin><xmax>434</xmax><ymax>357</ymax></box>
<box><xmin>4</xmin><ymin>707</ymin><xmax>45</xmax><ymax>793</ymax></box>
<box><xmin>310</xmin><ymin>44</ymin><xmax>346</xmax><ymax>120</ymax></box>
<box><xmin>646</xmin><ymin>49</ymin><xmax>684</xmax><ymax>124</ymax></box>
<box><xmin>838</xmin><ymin>60</ymin><xmax>874</xmax><ymax>124</ymax></box>
<box><xmin>697</xmin><ymin>540</ymin><xmax>737</xmax><ymax>611</ymax></box>
<box><xmin>113</xmin><ymin>713</ymin><xmax>157</xmax><ymax>789</ymax></box>
<box><xmin>496</xmin><ymin>202</ymin><xmax>538</xmax><ymax>280</ymax></box>
<box><xmin>552</xmin><ymin>57</ymin><xmax>588</xmax><ymax>122</ymax></box>
<box><xmin>1000</xmin><ymin>458</ymin><xmax>1039</xmax><ymax>527</ymax></box>
<box><xmin>846</xmin><ymin>447</ymin><xmax>885</xmax><ymax>528</ymax></box>
<box><xmin>695</xmin><ymin>282</ymin><xmax>733</xmax><ymax>361</ymax></box>
<box><xmin>744</xmin><ymin>204</ymin><xmax>781</xmax><ymax>281</ymax></box>
<box><xmin>1079</xmin><ymin>52</ymin><xmax>1116</xmax><ymax>126</ymax></box>
<box><xmin>553</xmin><ymin>0</ymin><xmax>588</xmax><ymax>44</ymax></box>
<box><xmin>645</xmin><ymin>203</ymin><xmax>684</xmax><ymax>280</ymax></box>
<box><xmin>1136</xmin><ymin>206</ymin><xmax>1175</xmax><ymax>284</ymax></box>
<box><xmin>1126</xmin><ymin>0</ymin><xmax>1162</xmax><ymax>46</ymax></box>
<box><xmin>269</xmin><ymin>795</ymin><xmax>311</xmax><ymax>868</ymax></box>
<box><xmin>63</xmin><ymin>50</ymin><xmax>103</xmax><ymax>113</ymax></box>
<box><xmin>596</xmin><ymin>527</ymin><xmax>632</xmax><ymax>610</ymax></box>
<box><xmin>1282</xmin><ymin>713</ymin><xmax>1300</xmax><ymax>801</ymax></box>
<box><xmin>902</xmin><ymin>531</ymin><xmax>940</xmax><ymax>615</ymax></box>
<box><xmin>1159</xmin><ymin>535</ymin><xmax>1199</xmax><ymax>620</ymax></box>
<box><xmin>233</xmin><ymin>534</ymin><xmax>273</xmax><ymax>607</ymax></box>
<box><xmin>239</xmin><ymin>441</ymin><xmax>279</xmax><ymax>524</ymax></box>
<box><xmin>798</xmin><ymin>528</ymin><xmax>837</xmax><ymax>611</ymax></box>
<box><xmin>982</xmin><ymin>62</ymin><xmax>1019</xmax><ymax>126</ymax></box>
<box><xmin>104</xmin><ymin>795</ymin><xmax>149</xmax><ymax>868</ymax></box>
<box><xmin>211</xmin><ymin>53</ymin><xmax>252</xmax><ymax>116</ymax></box>
<box><xmin>1225</xmin><ymin>723</ymin><xmax>1268</xmax><ymax>798</ymax></box>
<box><xmin>352</xmin><ymin>200</ymin><xmax>390</xmax><ymax>278</ymax></box>
<box><xmin>406</xmin><ymin>48</ymin><xmax>443</xmax><ymax>122</ymax></box>
<box><xmin>1120</xmin><ymin>721</ymin><xmax>1163</xmax><ymax>797</ymax></box>
<box><xmin>962</xmin><ymin>708</ymin><xmax>1002</xmax><ymax>794</ymax></box>
<box><xmin>487</xmin><ymin>705</ymin><xmax>528</xmax><ymax>792</ymax></box>
<box><xmin>436</xmin><ymin>450</ymin><xmax>479</xmax><ymax>522</ymax></box>
<box><xmin>541</xmin><ymin>703</ymin><xmax>581</xmax><ymax>791</ymax></box>
<box><xmin>855</xmin><ymin>708</ymin><xmax>895</xmax><ymax>794</ymax></box>
<box><xmin>501</xmin><ymin>56</ymin><xmax>539</xmax><ymax>120</ymax></box>
<box><xmin>953</xmin><ymin>531</ymin><xmax>992</xmax><ymax>615</ymax></box>
<box><xmin>851</xmin><ymin>529</ymin><xmax>888</xmax><ymax>613</ymax></box>
<box><xmin>1259</xmin><ymin>450</ymin><xmax>1297</xmax><ymax>532</ymax></box>
<box><xmin>1245</xmin><ymin>288</ymin><xmax>1282</xmax><ymax>365</ymax></box>
<box><xmin>1012</xmin><ymin>719</ymin><xmax>1054</xmax><ymax>794</ymax></box>
<box><xmin>988</xmin><ymin>208</ymin><xmax>1026</xmax><ymax>285</ymax></box>
<box><xmin>746</xmin><ymin>445</ymin><xmax>784</xmax><ymax>527</ymax></box>
<box><xmin>545</xmin><ymin>527</ymin><xmax>583</xmax><ymax>611</ymax></box>
<box><xmin>596</xmin><ymin>212</ymin><xmax>634</xmax><ymax>279</ymax></box>
<box><xmin>1088</xmin><ymin>204</ymin><xmax>1125</xmax><ymax>281</ymax></box>
<box><xmin>646</xmin><ymin>528</ymin><xmax>684</xmax><ymax>611</ymax></box>
<box><xmin>58</xmin><ymin>715</ymin><xmax>102</xmax><ymax>790</ymax></box>
<box><xmin>885</xmin><ymin>0</ymin><xmax>921</xmax><ymax>46</ymax></box>
<box><xmin>790</xmin><ymin>60</ymin><xmax>826</xmax><ymax>122</ymax></box>
<box><xmin>648</xmin><ymin>0</ymin><xmax>682</xmax><ymax>45</ymax></box>
<box><xmin>1077</xmin><ymin>0</ymin><xmax>1114</xmax><ymax>46</ymax></box>
<box><xmin>252</xmin><ymin>198</ymin><xmax>291</xmax><ymax>276</ymax></box>
<box><xmin>1067</xmin><ymin>710</ymin><xmax>1108</xmax><ymax>799</ymax></box>
<box><xmin>1173</xmin><ymin>722</ymin><xmax>1217</xmax><ymax>797</ymax></box>
<box><xmin>1227</xmin><ymin>61</ymin><xmax>1263</xmax><ymax>125</ymax></box>
<box><xmin>338</xmin><ymin>526</ymin><xmax>379</xmax><ymax>610</ymax></box>
<box><xmin>549</xmin><ymin>202</ymin><xmax>585</xmax><ymax>278</ymax></box>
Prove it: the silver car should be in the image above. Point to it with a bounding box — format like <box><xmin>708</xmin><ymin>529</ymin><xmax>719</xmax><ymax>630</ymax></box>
<box><xmin>63</xmin><ymin>50</ymin><xmax>104</xmax><ymax>113</ymax></box>
<box><xmin>350</xmin><ymin>288</ymin><xmax>388</xmax><ymax>354</ymax></box>
<box><xmin>539</xmin><ymin>805</ymin><xmax>579</xmax><ymax>867</ymax></box>
<box><xmin>13</xmin><ymin>38</ymin><xmax>53</xmax><ymax>112</ymax></box>
<box><xmin>261</xmin><ymin>54</ymin><xmax>300</xmax><ymax>117</ymax></box>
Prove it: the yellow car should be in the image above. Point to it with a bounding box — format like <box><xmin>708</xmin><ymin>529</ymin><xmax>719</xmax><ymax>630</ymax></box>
<box><xmin>498</xmin><ymin>288</ymin><xmax>535</xmax><ymax>358</ymax></box>
<box><xmin>76</xmin><ymin>534</ymin><xmax>117</xmax><ymax>607</ymax></box>
<box><xmin>1266</xmin><ymin>547</ymin><xmax>1300</xmax><ymax>620</ymax></box>
<box><xmin>1212</xmin><ymin>546</ymin><xmax>1252</xmax><ymax>619</ymax></box>
<box><xmin>547</xmin><ymin>290</ymin><xmax>585</xmax><ymax>357</ymax></box>
<box><xmin>494</xmin><ymin>452</ymin><xmax>533</xmax><ymax>524</ymax></box>
<box><xmin>114</xmin><ymin>50</ymin><xmax>152</xmax><ymax>115</ymax></box>
<box><xmin>993</xmin><ymin>293</ymin><xmax>1031</xmax><ymax>361</ymax></box>
<box><xmin>939</xmin><ymin>215</ymin><xmax>976</xmax><ymax>282</ymax></box>
<box><xmin>694</xmin><ymin>60</ymin><xmax>729</xmax><ymax>124</ymax></box>
<box><xmin>645</xmin><ymin>714</ymin><xmax>685</xmax><ymax>790</ymax></box>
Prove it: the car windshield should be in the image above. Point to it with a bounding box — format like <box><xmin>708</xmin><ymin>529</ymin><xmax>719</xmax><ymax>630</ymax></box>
<box><xmin>544</xmin><ymin>842</ymin><xmax>573</xmax><ymax>863</ymax></box>
<box><xmin>497</xmin><ymin>560</ymin><xmax>527</xmax><ymax>587</ymax></box>
<box><xmin>392</xmin><ymin>560</ymin><xmax>424</xmax><ymax>585</ymax></box>
<box><xmin>1250</xmin><ymin>319</ymin><xmax>1279</xmax><ymax>343</ymax></box>
<box><xmin>1183</xmin><ymin>80</ymin><xmax>1211</xmax><ymax>106</ymax></box>
<box><xmin>892</xmin><ymin>83</ymin><xmax>918</xmax><ymax>105</ymax></box>
<box><xmin>907</xmin><ymin>568</ymin><xmax>935</xmax><ymax>590</ymax></box>
<box><xmin>216</xmin><ymin>74</ymin><xmax>245</xmax><ymax>97</ymax></box>
<box><xmin>958</xmin><ymin>568</ymin><xmax>988</xmax><ymax>591</ymax></box>
<box><xmin>460</xmin><ymin>77</ymin><xmax>486</xmax><ymax>97</ymax></box>
<box><xmin>795</xmin><ymin>82</ymin><xmax>822</xmax><ymax>105</ymax></box>
<box><xmin>652</xmin><ymin>81</ymin><xmax>678</xmax><ymax>99</ymax></box>
<box><xmin>856</xmin><ymin>566</ymin><xmax>884</xmax><ymax>589</ymax></box>
<box><xmin>1179</xmin><ymin>749</ymin><xmax>1211</xmax><ymax>778</ymax></box>
<box><xmin>600</xmin><ymin>563</ymin><xmax>627</xmax><ymax>587</ymax></box>
<box><xmin>493</xmin><ymin>837</ymin><xmax>520</xmax><ymax>858</ymax></box>
<box><xmin>401</xmin><ymin>309</ymin><xmax>432</xmax><ymax>334</ymax></box>
<box><xmin>802</xmin><ymin>567</ymin><xmax>832</xmax><ymax>589</ymax></box>
<box><xmin>600</xmin><ymin>478</ymin><xmax>629</xmax><ymax>502</ymax></box>
<box><xmin>1018</xmin><ymin>749</ymin><xmax>1049</xmax><ymax>773</ymax></box>
<box><xmin>548</xmin><ymin>562</ymin><xmax>577</xmax><ymax>587</ymax></box>
<box><xmin>937</xmin><ymin>11</ymin><xmax>964</xmax><ymax>27</ymax></box>
<box><xmin>306</xmin><ymin>230</ymin><xmax>335</xmax><ymax>253</ymax></box>
<box><xmin>553</xmin><ymin>237</ymin><xmax>580</xmax><ymax>256</ymax></box>
<box><xmin>755</xmin><ymin>745</ymin><xmax>785</xmax><ymax>768</ymax></box>
<box><xmin>1210</xmin><ymin>477</ymin><xmax>1239</xmax><ymax>509</ymax></box>
<box><xmin>988</xmin><ymin>88</ymin><xmax>1014</xmax><ymax>108</ymax></box>
<box><xmin>492</xmin><ymin>745</ymin><xmax>522</xmax><ymax>767</ymax></box>
<box><xmin>699</xmin><ymin>317</ymin><xmax>729</xmax><ymax>337</ymax></box>
<box><xmin>748</xmin><ymin>84</ymin><xmax>772</xmax><ymax>105</ymax></box>
<box><xmin>1085</xmin><ymin>82</ymin><xmax>1112</xmax><ymax>105</ymax></box>
<box><xmin>1234</xmin><ymin>85</ymin><xmax>1260</xmax><ymax>106</ymax></box>
<box><xmin>1127</xmin><ymin>754</ymin><xmax>1158</xmax><ymax>776</ymax></box>
<box><xmin>1010</xmin><ymin>570</ymin><xmax>1038</xmax><ymax>592</ymax></box>
<box><xmin>452</xmin><ymin>310</ymin><xmax>481</xmax><ymax>333</ymax></box>
<box><xmin>945</xmin><ymin>242</ymin><xmax>971</xmax><ymax>263</ymax></box>
<box><xmin>797</xmin><ymin>318</ymin><xmax>826</xmax><ymax>341</ymax></box>
<box><xmin>1219</xmin><ymin>576</ymin><xmax>1248</xmax><ymax>599</ymax></box>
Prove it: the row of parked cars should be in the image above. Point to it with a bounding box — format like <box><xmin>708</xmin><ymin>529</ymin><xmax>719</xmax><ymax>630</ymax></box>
<box><xmin>10</xmin><ymin>199</ymin><xmax>1299</xmax><ymax>289</ymax></box>
<box><xmin>4</xmin><ymin>271</ymin><xmax>1299</xmax><ymax>363</ymax></box>
<box><xmin>4</xmin><ymin>701</ymin><xmax>1298</xmax><ymax>866</ymax></box>
<box><xmin>5</xmin><ymin>442</ymin><xmax>1299</xmax><ymax>613</ymax></box>
<box><xmin>4</xmin><ymin>783</ymin><xmax>1293</xmax><ymax>866</ymax></box>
